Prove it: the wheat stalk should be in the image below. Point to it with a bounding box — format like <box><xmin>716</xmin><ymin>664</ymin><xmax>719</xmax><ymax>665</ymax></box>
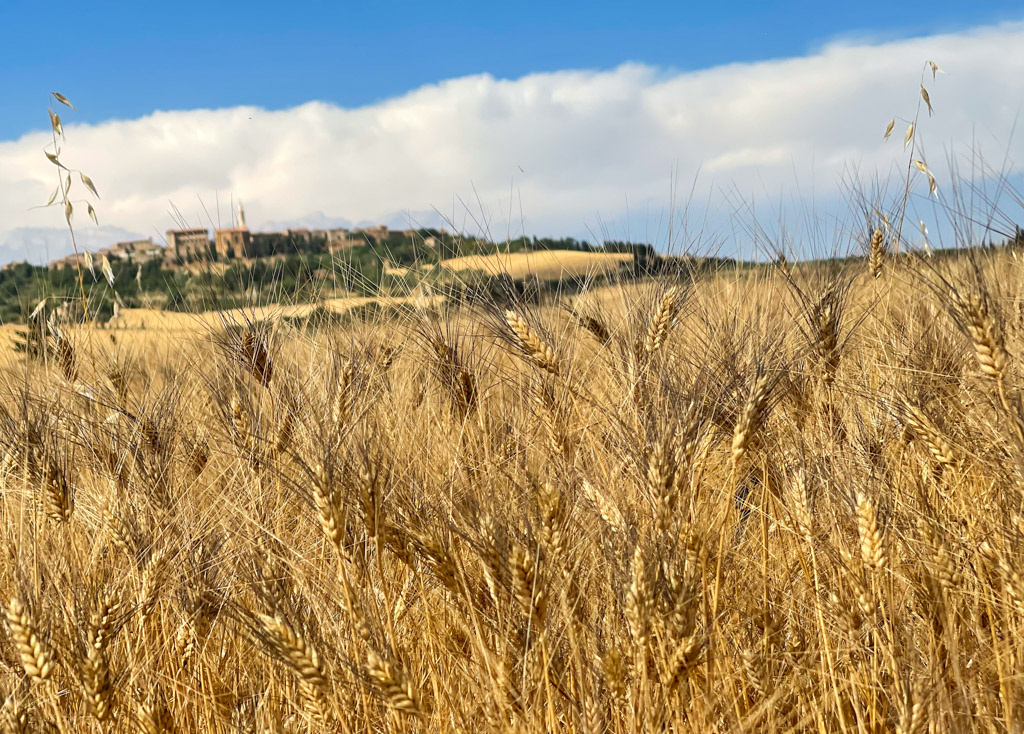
<box><xmin>366</xmin><ymin>649</ymin><xmax>423</xmax><ymax>717</ymax></box>
<box><xmin>951</xmin><ymin>289</ymin><xmax>1008</xmax><ymax>381</ymax></box>
<box><xmin>256</xmin><ymin>613</ymin><xmax>333</xmax><ymax>726</ymax></box>
<box><xmin>644</xmin><ymin>286</ymin><xmax>680</xmax><ymax>356</ymax></box>
<box><xmin>856</xmin><ymin>492</ymin><xmax>886</xmax><ymax>571</ymax></box>
<box><xmin>4</xmin><ymin>599</ymin><xmax>55</xmax><ymax>683</ymax></box>
<box><xmin>82</xmin><ymin>598</ymin><xmax>119</xmax><ymax>724</ymax></box>
<box><xmin>505</xmin><ymin>310</ymin><xmax>561</xmax><ymax>376</ymax></box>
<box><xmin>0</xmin><ymin>695</ymin><xmax>28</xmax><ymax>734</ymax></box>
<box><xmin>731</xmin><ymin>369</ymin><xmax>772</xmax><ymax>470</ymax></box>
<box><xmin>869</xmin><ymin>228</ymin><xmax>885</xmax><ymax>279</ymax></box>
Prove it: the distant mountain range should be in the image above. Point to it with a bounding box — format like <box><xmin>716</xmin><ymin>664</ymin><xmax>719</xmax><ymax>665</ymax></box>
<box><xmin>0</xmin><ymin>225</ymin><xmax>148</xmax><ymax>267</ymax></box>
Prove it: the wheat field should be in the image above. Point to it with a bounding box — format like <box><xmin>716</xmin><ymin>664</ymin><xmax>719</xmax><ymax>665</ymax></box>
<box><xmin>2</xmin><ymin>240</ymin><xmax>1024</xmax><ymax>733</ymax></box>
<box><xmin>439</xmin><ymin>249</ymin><xmax>633</xmax><ymax>280</ymax></box>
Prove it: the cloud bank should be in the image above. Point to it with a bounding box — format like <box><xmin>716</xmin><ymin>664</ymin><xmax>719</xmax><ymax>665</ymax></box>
<box><xmin>2</xmin><ymin>21</ymin><xmax>1023</xmax><ymax>264</ymax></box>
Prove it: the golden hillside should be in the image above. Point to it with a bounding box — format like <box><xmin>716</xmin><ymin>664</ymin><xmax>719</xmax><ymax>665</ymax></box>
<box><xmin>440</xmin><ymin>248</ymin><xmax>632</xmax><ymax>279</ymax></box>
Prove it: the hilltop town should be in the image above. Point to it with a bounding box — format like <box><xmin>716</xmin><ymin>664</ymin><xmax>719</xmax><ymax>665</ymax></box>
<box><xmin>42</xmin><ymin>203</ymin><xmax>438</xmax><ymax>271</ymax></box>
<box><xmin>0</xmin><ymin>201</ymin><xmax>666</xmax><ymax>325</ymax></box>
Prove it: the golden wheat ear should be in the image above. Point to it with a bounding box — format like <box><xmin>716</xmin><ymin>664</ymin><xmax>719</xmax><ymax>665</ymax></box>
<box><xmin>869</xmin><ymin>227</ymin><xmax>886</xmax><ymax>279</ymax></box>
<box><xmin>4</xmin><ymin>598</ymin><xmax>56</xmax><ymax>683</ymax></box>
<box><xmin>504</xmin><ymin>309</ymin><xmax>561</xmax><ymax>376</ymax></box>
<box><xmin>240</xmin><ymin>325</ymin><xmax>274</xmax><ymax>387</ymax></box>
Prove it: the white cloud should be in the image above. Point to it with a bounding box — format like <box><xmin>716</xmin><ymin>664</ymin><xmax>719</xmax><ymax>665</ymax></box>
<box><xmin>2</xmin><ymin>20</ymin><xmax>1023</xmax><ymax>264</ymax></box>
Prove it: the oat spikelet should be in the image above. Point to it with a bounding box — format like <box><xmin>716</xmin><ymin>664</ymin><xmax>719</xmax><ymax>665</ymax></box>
<box><xmin>5</xmin><ymin>599</ymin><xmax>55</xmax><ymax>682</ymax></box>
<box><xmin>505</xmin><ymin>310</ymin><xmax>561</xmax><ymax>375</ymax></box>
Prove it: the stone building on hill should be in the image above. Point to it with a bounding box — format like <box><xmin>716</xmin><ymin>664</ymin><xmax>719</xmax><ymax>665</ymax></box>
<box><xmin>110</xmin><ymin>238</ymin><xmax>164</xmax><ymax>263</ymax></box>
<box><xmin>215</xmin><ymin>202</ymin><xmax>253</xmax><ymax>259</ymax></box>
<box><xmin>48</xmin><ymin>237</ymin><xmax>166</xmax><ymax>271</ymax></box>
<box><xmin>283</xmin><ymin>227</ymin><xmax>311</xmax><ymax>244</ymax></box>
<box><xmin>315</xmin><ymin>229</ymin><xmax>353</xmax><ymax>252</ymax></box>
<box><xmin>50</xmin><ymin>254</ymin><xmax>82</xmax><ymax>270</ymax></box>
<box><xmin>215</xmin><ymin>227</ymin><xmax>252</xmax><ymax>259</ymax></box>
<box><xmin>166</xmin><ymin>228</ymin><xmax>211</xmax><ymax>262</ymax></box>
<box><xmin>357</xmin><ymin>224</ymin><xmax>391</xmax><ymax>242</ymax></box>
<box><xmin>318</xmin><ymin>225</ymin><xmax>423</xmax><ymax>253</ymax></box>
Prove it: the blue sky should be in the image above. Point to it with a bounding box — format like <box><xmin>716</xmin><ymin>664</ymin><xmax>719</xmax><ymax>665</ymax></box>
<box><xmin>2</xmin><ymin>0</ymin><xmax>1023</xmax><ymax>140</ymax></box>
<box><xmin>2</xmin><ymin>3</ymin><xmax>1024</xmax><ymax>263</ymax></box>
